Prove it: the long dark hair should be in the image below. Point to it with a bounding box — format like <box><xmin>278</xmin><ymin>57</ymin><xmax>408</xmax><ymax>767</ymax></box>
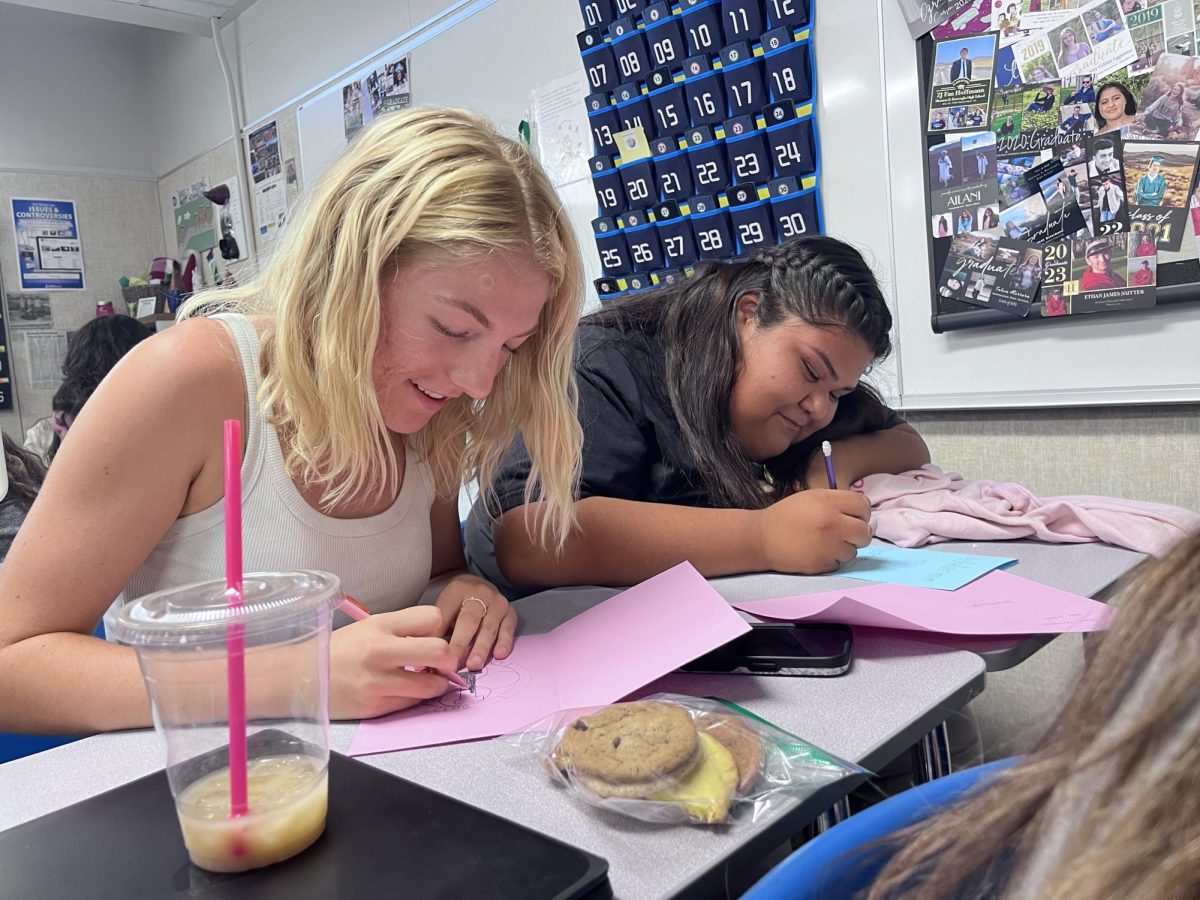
<box><xmin>3</xmin><ymin>432</ymin><xmax>46</xmax><ymax>503</ymax></box>
<box><xmin>1094</xmin><ymin>81</ymin><xmax>1137</xmax><ymax>129</ymax></box>
<box><xmin>586</xmin><ymin>236</ymin><xmax>895</xmax><ymax>508</ymax></box>
<box><xmin>49</xmin><ymin>315</ymin><xmax>153</xmax><ymax>460</ymax></box>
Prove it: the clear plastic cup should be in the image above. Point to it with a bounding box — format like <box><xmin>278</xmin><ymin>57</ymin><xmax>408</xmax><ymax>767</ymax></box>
<box><xmin>111</xmin><ymin>570</ymin><xmax>342</xmax><ymax>873</ymax></box>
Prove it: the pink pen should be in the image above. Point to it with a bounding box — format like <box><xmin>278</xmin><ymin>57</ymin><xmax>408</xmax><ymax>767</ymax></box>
<box><xmin>339</xmin><ymin>594</ymin><xmax>470</xmax><ymax>690</ymax></box>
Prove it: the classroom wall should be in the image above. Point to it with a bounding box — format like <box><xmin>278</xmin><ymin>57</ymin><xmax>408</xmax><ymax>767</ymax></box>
<box><xmin>0</xmin><ymin>5</ymin><xmax>167</xmax><ymax>441</ymax></box>
<box><xmin>128</xmin><ymin>0</ymin><xmax>1200</xmax><ymax>516</ymax></box>
<box><xmin>234</xmin><ymin>0</ymin><xmax>456</xmax><ymax>126</ymax></box>
<box><xmin>0</xmin><ymin>4</ymin><xmax>156</xmax><ymax>177</ymax></box>
<box><xmin>907</xmin><ymin>405</ymin><xmax>1200</xmax><ymax>512</ymax></box>
<box><xmin>142</xmin><ymin>25</ymin><xmax>242</xmax><ymax>178</ymax></box>
<box><xmin>0</xmin><ymin>171</ymin><xmax>164</xmax><ymax>438</ymax></box>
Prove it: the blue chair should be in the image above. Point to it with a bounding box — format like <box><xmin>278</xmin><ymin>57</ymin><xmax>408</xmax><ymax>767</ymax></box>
<box><xmin>743</xmin><ymin>758</ymin><xmax>1017</xmax><ymax>900</ymax></box>
<box><xmin>0</xmin><ymin>620</ymin><xmax>106</xmax><ymax>765</ymax></box>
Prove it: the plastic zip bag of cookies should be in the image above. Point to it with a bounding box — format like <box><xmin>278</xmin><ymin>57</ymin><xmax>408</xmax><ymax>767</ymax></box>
<box><xmin>499</xmin><ymin>694</ymin><xmax>867</xmax><ymax>825</ymax></box>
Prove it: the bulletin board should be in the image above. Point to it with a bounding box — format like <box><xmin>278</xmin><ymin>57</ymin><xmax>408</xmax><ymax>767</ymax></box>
<box><xmin>919</xmin><ymin>31</ymin><xmax>1200</xmax><ymax>334</ymax></box>
<box><xmin>879</xmin><ymin>0</ymin><xmax>1200</xmax><ymax>410</ymax></box>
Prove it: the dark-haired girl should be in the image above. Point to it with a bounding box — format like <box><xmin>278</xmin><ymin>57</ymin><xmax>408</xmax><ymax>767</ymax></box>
<box><xmin>0</xmin><ymin>434</ymin><xmax>46</xmax><ymax>562</ymax></box>
<box><xmin>466</xmin><ymin>236</ymin><xmax>930</xmax><ymax>598</ymax></box>
<box><xmin>23</xmin><ymin>314</ymin><xmax>152</xmax><ymax>463</ymax></box>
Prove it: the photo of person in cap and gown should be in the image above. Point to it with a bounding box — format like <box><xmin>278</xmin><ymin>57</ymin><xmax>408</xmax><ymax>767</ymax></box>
<box><xmin>1134</xmin><ymin>154</ymin><xmax>1167</xmax><ymax>206</ymax></box>
<box><xmin>1080</xmin><ymin>240</ymin><xmax>1127</xmax><ymax>290</ymax></box>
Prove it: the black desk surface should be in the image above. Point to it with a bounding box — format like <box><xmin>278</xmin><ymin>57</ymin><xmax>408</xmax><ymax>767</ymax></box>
<box><xmin>0</xmin><ymin>748</ymin><xmax>610</xmax><ymax>899</ymax></box>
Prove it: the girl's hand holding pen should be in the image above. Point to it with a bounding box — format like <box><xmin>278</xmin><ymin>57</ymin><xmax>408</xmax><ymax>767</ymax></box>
<box><xmin>754</xmin><ymin>490</ymin><xmax>872</xmax><ymax>575</ymax></box>
<box><xmin>328</xmin><ymin>605</ymin><xmax>465</xmax><ymax>721</ymax></box>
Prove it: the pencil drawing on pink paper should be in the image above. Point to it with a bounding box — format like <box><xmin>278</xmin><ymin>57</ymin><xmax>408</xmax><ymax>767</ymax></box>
<box><xmin>426</xmin><ymin>659</ymin><xmax>532</xmax><ymax>712</ymax></box>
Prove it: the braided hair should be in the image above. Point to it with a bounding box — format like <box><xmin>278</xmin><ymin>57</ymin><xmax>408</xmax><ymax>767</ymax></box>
<box><xmin>585</xmin><ymin>236</ymin><xmax>895</xmax><ymax>508</ymax></box>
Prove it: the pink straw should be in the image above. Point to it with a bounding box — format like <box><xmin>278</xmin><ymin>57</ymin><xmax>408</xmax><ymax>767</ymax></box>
<box><xmin>224</xmin><ymin>418</ymin><xmax>249</xmax><ymax>818</ymax></box>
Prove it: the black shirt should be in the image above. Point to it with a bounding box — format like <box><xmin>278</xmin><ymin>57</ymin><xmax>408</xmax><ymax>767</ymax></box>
<box><xmin>464</xmin><ymin>322</ymin><xmax>902</xmax><ymax>599</ymax></box>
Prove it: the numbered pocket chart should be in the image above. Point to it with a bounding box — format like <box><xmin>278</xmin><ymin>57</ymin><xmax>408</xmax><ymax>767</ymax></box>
<box><xmin>915</xmin><ymin>31</ymin><xmax>1200</xmax><ymax>333</ymax></box>
<box><xmin>578</xmin><ymin>0</ymin><xmax>822</xmax><ymax>304</ymax></box>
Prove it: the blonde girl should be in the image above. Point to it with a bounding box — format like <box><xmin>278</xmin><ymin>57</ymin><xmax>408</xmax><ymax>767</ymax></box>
<box><xmin>0</xmin><ymin>108</ymin><xmax>582</xmax><ymax>733</ymax></box>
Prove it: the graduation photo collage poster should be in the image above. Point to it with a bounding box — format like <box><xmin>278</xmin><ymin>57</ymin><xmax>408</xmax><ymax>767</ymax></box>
<box><xmin>579</xmin><ymin>0</ymin><xmax>822</xmax><ymax>301</ymax></box>
<box><xmin>916</xmin><ymin>0</ymin><xmax>1200</xmax><ymax>322</ymax></box>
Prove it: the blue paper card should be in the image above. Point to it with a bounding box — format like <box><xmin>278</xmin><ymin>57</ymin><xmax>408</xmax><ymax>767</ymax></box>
<box><xmin>840</xmin><ymin>545</ymin><xmax>1016</xmax><ymax>591</ymax></box>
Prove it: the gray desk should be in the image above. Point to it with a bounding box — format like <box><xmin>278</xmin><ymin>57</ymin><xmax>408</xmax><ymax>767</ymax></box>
<box><xmin>710</xmin><ymin>540</ymin><xmax>1145</xmax><ymax>671</ymax></box>
<box><xmin>0</xmin><ymin>591</ymin><xmax>985</xmax><ymax>900</ymax></box>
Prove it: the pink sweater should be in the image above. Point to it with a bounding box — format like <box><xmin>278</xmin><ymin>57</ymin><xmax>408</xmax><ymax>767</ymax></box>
<box><xmin>856</xmin><ymin>465</ymin><xmax>1200</xmax><ymax>557</ymax></box>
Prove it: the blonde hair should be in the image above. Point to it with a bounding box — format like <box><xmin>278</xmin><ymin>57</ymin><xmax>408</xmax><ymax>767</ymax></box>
<box><xmin>182</xmin><ymin>107</ymin><xmax>583</xmax><ymax>548</ymax></box>
<box><xmin>867</xmin><ymin>532</ymin><xmax>1200</xmax><ymax>899</ymax></box>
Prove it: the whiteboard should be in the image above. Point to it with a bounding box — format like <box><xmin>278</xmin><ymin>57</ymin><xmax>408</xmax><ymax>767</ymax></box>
<box><xmin>879</xmin><ymin>0</ymin><xmax>1200</xmax><ymax>410</ymax></box>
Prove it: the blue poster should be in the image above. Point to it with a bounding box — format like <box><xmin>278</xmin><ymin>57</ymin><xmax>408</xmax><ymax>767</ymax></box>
<box><xmin>10</xmin><ymin>198</ymin><xmax>85</xmax><ymax>291</ymax></box>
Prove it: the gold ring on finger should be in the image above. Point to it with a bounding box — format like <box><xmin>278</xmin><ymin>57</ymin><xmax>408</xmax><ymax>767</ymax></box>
<box><xmin>461</xmin><ymin>595</ymin><xmax>488</xmax><ymax>617</ymax></box>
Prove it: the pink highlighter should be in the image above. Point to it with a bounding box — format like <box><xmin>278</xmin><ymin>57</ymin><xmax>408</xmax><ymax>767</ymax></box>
<box><xmin>338</xmin><ymin>594</ymin><xmax>470</xmax><ymax>690</ymax></box>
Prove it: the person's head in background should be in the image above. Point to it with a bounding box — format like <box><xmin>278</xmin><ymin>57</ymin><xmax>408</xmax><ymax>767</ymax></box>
<box><xmin>0</xmin><ymin>433</ymin><xmax>46</xmax><ymax>561</ymax></box>
<box><xmin>586</xmin><ymin>236</ymin><xmax>893</xmax><ymax>508</ymax></box>
<box><xmin>2</xmin><ymin>433</ymin><xmax>45</xmax><ymax>505</ymax></box>
<box><xmin>1096</xmin><ymin>81</ymin><xmax>1137</xmax><ymax>131</ymax></box>
<box><xmin>48</xmin><ymin>314</ymin><xmax>153</xmax><ymax>461</ymax></box>
<box><xmin>868</xmin><ymin>530</ymin><xmax>1200</xmax><ymax>899</ymax></box>
<box><xmin>181</xmin><ymin>107</ymin><xmax>583</xmax><ymax>546</ymax></box>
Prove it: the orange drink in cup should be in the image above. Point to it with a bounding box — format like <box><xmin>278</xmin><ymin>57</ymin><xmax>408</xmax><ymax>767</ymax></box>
<box><xmin>112</xmin><ymin>570</ymin><xmax>342</xmax><ymax>873</ymax></box>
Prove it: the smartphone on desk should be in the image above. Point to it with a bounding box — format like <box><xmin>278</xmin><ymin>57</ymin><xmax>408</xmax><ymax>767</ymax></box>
<box><xmin>679</xmin><ymin>623</ymin><xmax>853</xmax><ymax>677</ymax></box>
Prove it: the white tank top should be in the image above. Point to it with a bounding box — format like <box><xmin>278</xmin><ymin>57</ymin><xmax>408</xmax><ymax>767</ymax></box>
<box><xmin>107</xmin><ymin>313</ymin><xmax>435</xmax><ymax>632</ymax></box>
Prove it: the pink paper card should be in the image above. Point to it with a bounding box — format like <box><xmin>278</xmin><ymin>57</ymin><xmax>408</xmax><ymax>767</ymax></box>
<box><xmin>733</xmin><ymin>570</ymin><xmax>1115</xmax><ymax>636</ymax></box>
<box><xmin>349</xmin><ymin>562</ymin><xmax>751</xmax><ymax>756</ymax></box>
